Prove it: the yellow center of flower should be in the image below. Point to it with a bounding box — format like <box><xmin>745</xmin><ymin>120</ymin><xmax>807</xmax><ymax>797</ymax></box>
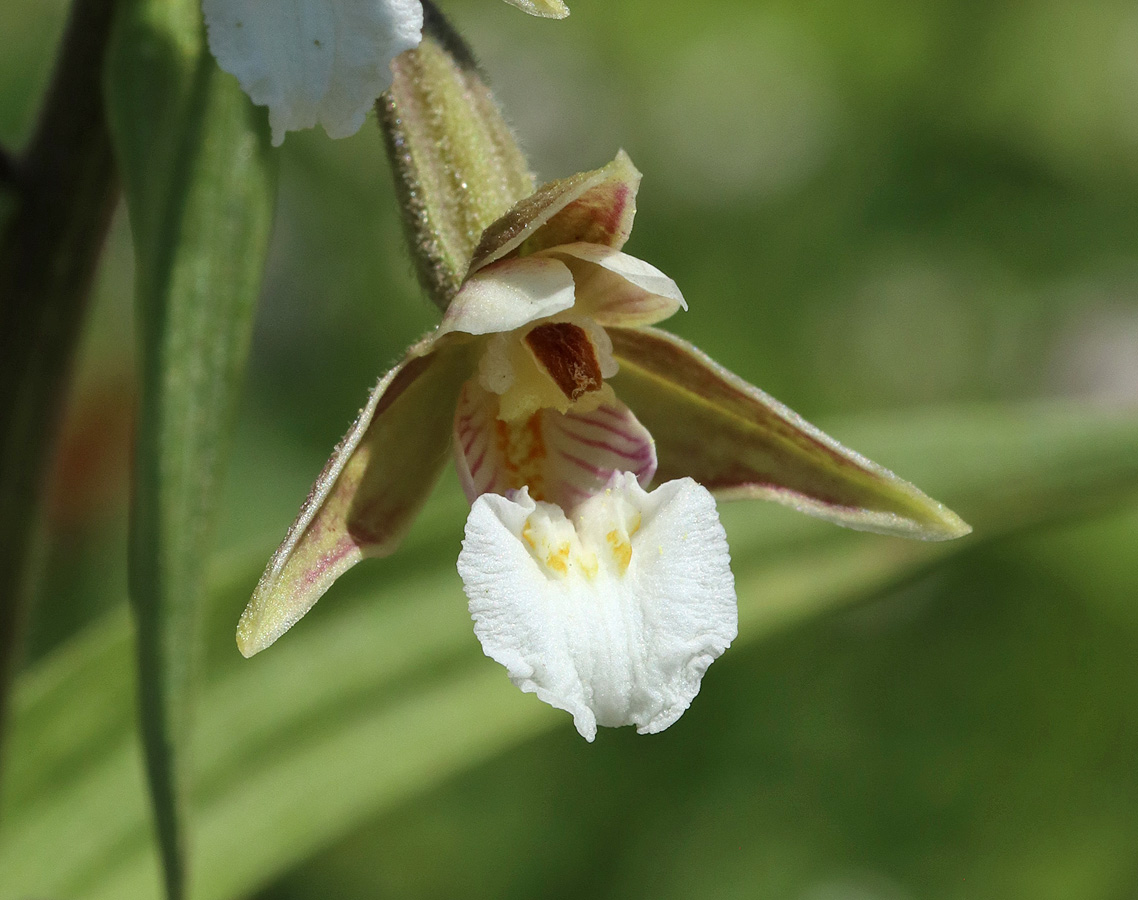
<box><xmin>520</xmin><ymin>489</ymin><xmax>643</xmax><ymax>580</ymax></box>
<box><xmin>494</xmin><ymin>413</ymin><xmax>547</xmax><ymax>499</ymax></box>
<box><xmin>477</xmin><ymin>314</ymin><xmax>619</xmax><ymax>422</ymax></box>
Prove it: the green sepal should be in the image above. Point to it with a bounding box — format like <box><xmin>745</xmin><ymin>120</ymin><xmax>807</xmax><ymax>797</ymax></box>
<box><xmin>611</xmin><ymin>326</ymin><xmax>971</xmax><ymax>541</ymax></box>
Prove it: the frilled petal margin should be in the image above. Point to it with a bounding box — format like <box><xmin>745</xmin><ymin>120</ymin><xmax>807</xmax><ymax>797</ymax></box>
<box><xmin>453</xmin><ymin>382</ymin><xmax>656</xmax><ymax>509</ymax></box>
<box><xmin>203</xmin><ymin>0</ymin><xmax>423</xmax><ymax>146</ymax></box>
<box><xmin>609</xmin><ymin>326</ymin><xmax>972</xmax><ymax>541</ymax></box>
<box><xmin>237</xmin><ymin>336</ymin><xmax>476</xmax><ymax>657</ymax></box>
<box><xmin>458</xmin><ymin>474</ymin><xmax>737</xmax><ymax>741</ymax></box>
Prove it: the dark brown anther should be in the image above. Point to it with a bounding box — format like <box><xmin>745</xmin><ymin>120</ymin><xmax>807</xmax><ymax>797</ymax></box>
<box><xmin>524</xmin><ymin>322</ymin><xmax>604</xmax><ymax>401</ymax></box>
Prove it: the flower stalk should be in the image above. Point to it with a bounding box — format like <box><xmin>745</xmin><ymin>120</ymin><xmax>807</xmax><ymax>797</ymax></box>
<box><xmin>379</xmin><ymin>1</ymin><xmax>535</xmax><ymax>309</ymax></box>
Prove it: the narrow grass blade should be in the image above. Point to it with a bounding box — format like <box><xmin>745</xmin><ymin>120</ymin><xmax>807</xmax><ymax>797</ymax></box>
<box><xmin>104</xmin><ymin>3</ymin><xmax>276</xmax><ymax>897</ymax></box>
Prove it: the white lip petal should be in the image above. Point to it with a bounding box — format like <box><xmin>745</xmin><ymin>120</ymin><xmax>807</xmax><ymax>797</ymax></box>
<box><xmin>458</xmin><ymin>474</ymin><xmax>737</xmax><ymax>741</ymax></box>
<box><xmin>204</xmin><ymin>0</ymin><xmax>423</xmax><ymax>146</ymax></box>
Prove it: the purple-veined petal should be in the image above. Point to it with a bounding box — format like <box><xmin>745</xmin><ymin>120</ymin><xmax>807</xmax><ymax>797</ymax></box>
<box><xmin>609</xmin><ymin>327</ymin><xmax>971</xmax><ymax>541</ymax></box>
<box><xmin>440</xmin><ymin>256</ymin><xmax>575</xmax><ymax>336</ymax></box>
<box><xmin>453</xmin><ymin>381</ymin><xmax>656</xmax><ymax>510</ymax></box>
<box><xmin>500</xmin><ymin>0</ymin><xmax>570</xmax><ymax>17</ymax></box>
<box><xmin>237</xmin><ymin>335</ymin><xmax>476</xmax><ymax>656</ymax></box>
<box><xmin>458</xmin><ymin>474</ymin><xmax>737</xmax><ymax>741</ymax></box>
<box><xmin>467</xmin><ymin>150</ymin><xmax>641</xmax><ymax>274</ymax></box>
<box><xmin>547</xmin><ymin>242</ymin><xmax>686</xmax><ymax>327</ymax></box>
<box><xmin>542</xmin><ymin>401</ymin><xmax>657</xmax><ymax>504</ymax></box>
<box><xmin>204</xmin><ymin>0</ymin><xmax>423</xmax><ymax>146</ymax></box>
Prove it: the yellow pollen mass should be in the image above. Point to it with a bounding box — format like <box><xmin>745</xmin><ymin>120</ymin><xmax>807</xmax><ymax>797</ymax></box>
<box><xmin>606</xmin><ymin>529</ymin><xmax>633</xmax><ymax>573</ymax></box>
<box><xmin>546</xmin><ymin>542</ymin><xmax>571</xmax><ymax>575</ymax></box>
<box><xmin>520</xmin><ymin>500</ymin><xmax>640</xmax><ymax>582</ymax></box>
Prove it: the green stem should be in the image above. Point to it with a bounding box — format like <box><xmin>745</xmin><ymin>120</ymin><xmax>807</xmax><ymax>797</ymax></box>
<box><xmin>0</xmin><ymin>0</ymin><xmax>119</xmax><ymax>807</ymax></box>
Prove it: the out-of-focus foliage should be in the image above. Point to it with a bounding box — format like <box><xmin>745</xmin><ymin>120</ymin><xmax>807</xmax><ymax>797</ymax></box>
<box><xmin>3</xmin><ymin>411</ymin><xmax>1137</xmax><ymax>899</ymax></box>
<box><xmin>1</xmin><ymin>0</ymin><xmax>1137</xmax><ymax>897</ymax></box>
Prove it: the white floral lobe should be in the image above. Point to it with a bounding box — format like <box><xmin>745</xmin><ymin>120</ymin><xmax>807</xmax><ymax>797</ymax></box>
<box><xmin>458</xmin><ymin>474</ymin><xmax>737</xmax><ymax>741</ymax></box>
<box><xmin>204</xmin><ymin>0</ymin><xmax>424</xmax><ymax>145</ymax></box>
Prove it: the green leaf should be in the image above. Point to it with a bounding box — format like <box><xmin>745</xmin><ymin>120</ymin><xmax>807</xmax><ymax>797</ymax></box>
<box><xmin>1</xmin><ymin>405</ymin><xmax>1136</xmax><ymax>900</ymax></box>
<box><xmin>103</xmin><ymin>3</ymin><xmax>276</xmax><ymax>898</ymax></box>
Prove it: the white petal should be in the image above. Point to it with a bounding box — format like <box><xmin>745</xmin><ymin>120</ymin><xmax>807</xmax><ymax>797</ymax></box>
<box><xmin>204</xmin><ymin>0</ymin><xmax>423</xmax><ymax>146</ymax></box>
<box><xmin>439</xmin><ymin>256</ymin><xmax>577</xmax><ymax>337</ymax></box>
<box><xmin>548</xmin><ymin>243</ymin><xmax>687</xmax><ymax>326</ymax></box>
<box><xmin>458</xmin><ymin>474</ymin><xmax>737</xmax><ymax>741</ymax></box>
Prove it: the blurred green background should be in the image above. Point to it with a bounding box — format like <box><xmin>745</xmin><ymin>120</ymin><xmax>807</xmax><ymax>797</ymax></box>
<box><xmin>3</xmin><ymin>0</ymin><xmax>1138</xmax><ymax>897</ymax></box>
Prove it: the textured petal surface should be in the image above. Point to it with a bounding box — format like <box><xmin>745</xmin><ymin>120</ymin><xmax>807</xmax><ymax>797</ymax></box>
<box><xmin>458</xmin><ymin>474</ymin><xmax>737</xmax><ymax>741</ymax></box>
<box><xmin>610</xmin><ymin>327</ymin><xmax>971</xmax><ymax>540</ymax></box>
<box><xmin>237</xmin><ymin>335</ymin><xmax>475</xmax><ymax>656</ymax></box>
<box><xmin>204</xmin><ymin>0</ymin><xmax>423</xmax><ymax>145</ymax></box>
<box><xmin>453</xmin><ymin>382</ymin><xmax>656</xmax><ymax>509</ymax></box>
<box><xmin>500</xmin><ymin>0</ymin><xmax>569</xmax><ymax>17</ymax></box>
<box><xmin>549</xmin><ymin>242</ymin><xmax>686</xmax><ymax>327</ymax></box>
<box><xmin>440</xmin><ymin>256</ymin><xmax>576</xmax><ymax>336</ymax></box>
<box><xmin>468</xmin><ymin>150</ymin><xmax>641</xmax><ymax>273</ymax></box>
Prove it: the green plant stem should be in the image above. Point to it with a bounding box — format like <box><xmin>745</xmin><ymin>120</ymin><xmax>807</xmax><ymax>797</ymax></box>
<box><xmin>0</xmin><ymin>0</ymin><xmax>119</xmax><ymax>808</ymax></box>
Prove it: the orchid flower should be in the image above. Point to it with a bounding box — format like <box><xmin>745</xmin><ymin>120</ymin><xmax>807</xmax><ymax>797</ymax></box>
<box><xmin>203</xmin><ymin>0</ymin><xmax>568</xmax><ymax>147</ymax></box>
<box><xmin>238</xmin><ymin>150</ymin><xmax>969</xmax><ymax>739</ymax></box>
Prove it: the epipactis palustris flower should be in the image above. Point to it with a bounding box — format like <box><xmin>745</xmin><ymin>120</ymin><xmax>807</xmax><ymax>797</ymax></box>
<box><xmin>238</xmin><ymin>151</ymin><xmax>969</xmax><ymax>739</ymax></box>
<box><xmin>202</xmin><ymin>0</ymin><xmax>568</xmax><ymax>146</ymax></box>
